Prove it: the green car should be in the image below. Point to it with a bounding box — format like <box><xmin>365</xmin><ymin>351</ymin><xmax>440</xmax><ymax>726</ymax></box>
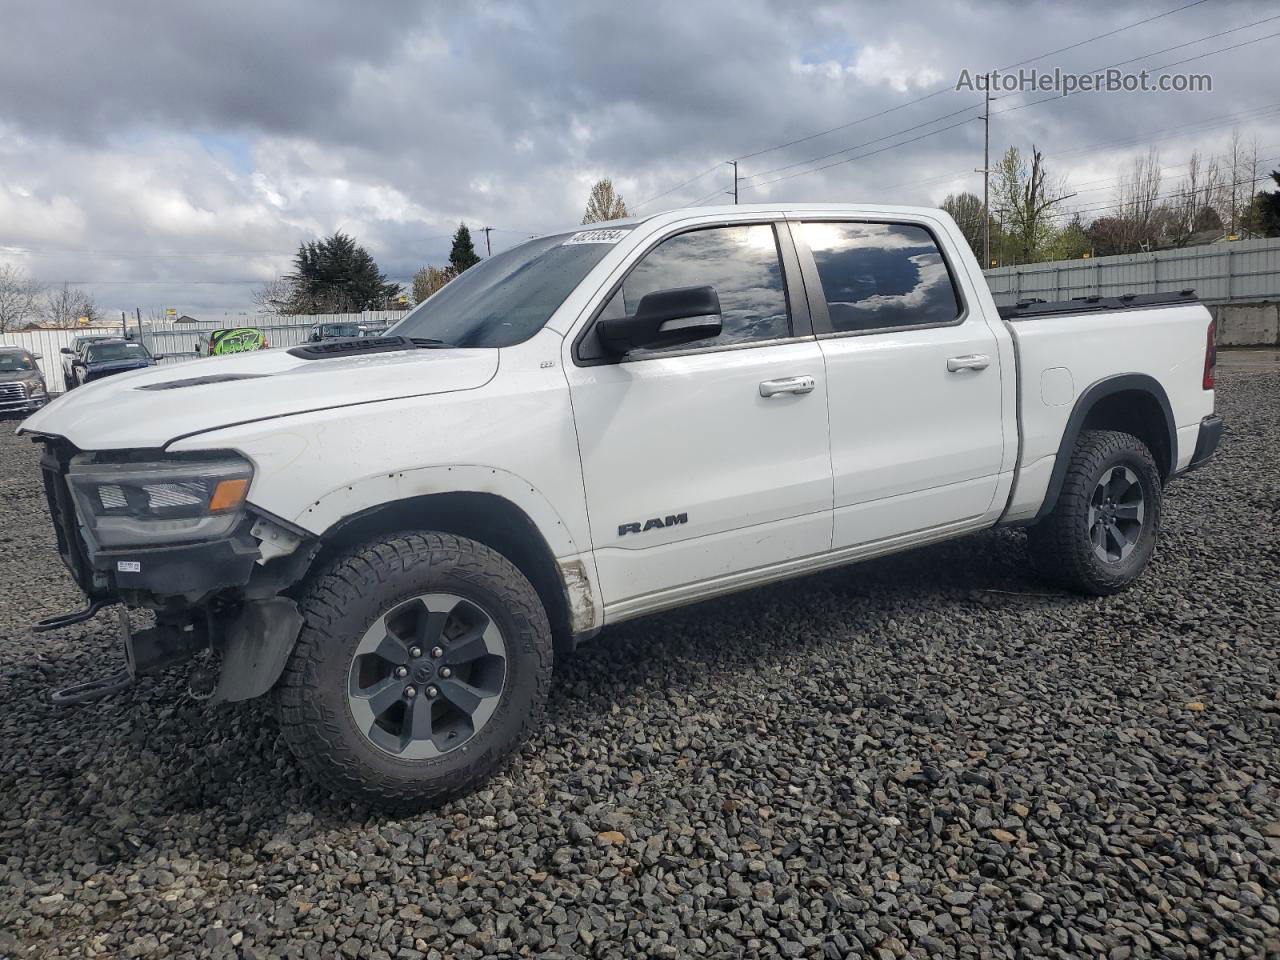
<box><xmin>199</xmin><ymin>328</ymin><xmax>269</xmax><ymax>356</ymax></box>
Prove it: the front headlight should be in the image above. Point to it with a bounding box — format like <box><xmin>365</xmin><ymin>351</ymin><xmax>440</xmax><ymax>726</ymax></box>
<box><xmin>66</xmin><ymin>455</ymin><xmax>254</xmax><ymax>547</ymax></box>
<box><xmin>28</xmin><ymin>380</ymin><xmax>46</xmax><ymax>396</ymax></box>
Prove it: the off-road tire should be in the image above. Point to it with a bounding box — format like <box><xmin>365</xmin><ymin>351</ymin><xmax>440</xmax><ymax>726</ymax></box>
<box><xmin>1028</xmin><ymin>429</ymin><xmax>1162</xmax><ymax>596</ymax></box>
<box><xmin>276</xmin><ymin>532</ymin><xmax>552</xmax><ymax>810</ymax></box>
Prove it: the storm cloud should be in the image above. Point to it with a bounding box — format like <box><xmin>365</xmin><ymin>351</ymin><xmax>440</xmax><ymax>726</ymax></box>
<box><xmin>0</xmin><ymin>0</ymin><xmax>1275</xmax><ymax>317</ymax></box>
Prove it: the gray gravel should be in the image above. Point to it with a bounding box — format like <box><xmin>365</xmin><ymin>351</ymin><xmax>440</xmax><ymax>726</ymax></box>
<box><xmin>1</xmin><ymin>366</ymin><xmax>1278</xmax><ymax>960</ymax></box>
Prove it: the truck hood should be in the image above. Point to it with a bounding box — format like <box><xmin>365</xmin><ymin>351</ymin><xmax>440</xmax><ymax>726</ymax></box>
<box><xmin>19</xmin><ymin>346</ymin><xmax>499</xmax><ymax>449</ymax></box>
<box><xmin>0</xmin><ymin>370</ymin><xmax>42</xmax><ymax>385</ymax></box>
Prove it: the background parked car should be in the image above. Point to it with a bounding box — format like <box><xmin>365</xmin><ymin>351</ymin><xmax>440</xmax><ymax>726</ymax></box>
<box><xmin>197</xmin><ymin>328</ymin><xmax>269</xmax><ymax>356</ymax></box>
<box><xmin>60</xmin><ymin>334</ymin><xmax>115</xmax><ymax>388</ymax></box>
<box><xmin>0</xmin><ymin>346</ymin><xmax>49</xmax><ymax>417</ymax></box>
<box><xmin>67</xmin><ymin>338</ymin><xmax>159</xmax><ymax>388</ymax></box>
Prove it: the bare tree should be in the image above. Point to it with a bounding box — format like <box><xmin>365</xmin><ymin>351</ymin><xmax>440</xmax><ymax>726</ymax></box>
<box><xmin>582</xmin><ymin>178</ymin><xmax>629</xmax><ymax>224</ymax></box>
<box><xmin>0</xmin><ymin>264</ymin><xmax>44</xmax><ymax>333</ymax></box>
<box><xmin>251</xmin><ymin>277</ymin><xmax>297</xmax><ymax>315</ymax></box>
<box><xmin>992</xmin><ymin>145</ymin><xmax>1073</xmax><ymax>263</ymax></box>
<box><xmin>940</xmin><ymin>192</ymin><xmax>988</xmax><ymax>260</ymax></box>
<box><xmin>412</xmin><ymin>265</ymin><xmax>457</xmax><ymax>303</ymax></box>
<box><xmin>1166</xmin><ymin>152</ymin><xmax>1226</xmax><ymax>246</ymax></box>
<box><xmin>41</xmin><ymin>284</ymin><xmax>99</xmax><ymax>329</ymax></box>
<box><xmin>1222</xmin><ymin>129</ymin><xmax>1263</xmax><ymax>236</ymax></box>
<box><xmin>1114</xmin><ymin>147</ymin><xmax>1163</xmax><ymax>252</ymax></box>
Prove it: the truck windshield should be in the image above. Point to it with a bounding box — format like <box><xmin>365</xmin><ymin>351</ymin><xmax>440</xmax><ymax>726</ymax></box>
<box><xmin>0</xmin><ymin>353</ymin><xmax>34</xmax><ymax>372</ymax></box>
<box><xmin>390</xmin><ymin>227</ymin><xmax>635</xmax><ymax>347</ymax></box>
<box><xmin>88</xmin><ymin>342</ymin><xmax>148</xmax><ymax>362</ymax></box>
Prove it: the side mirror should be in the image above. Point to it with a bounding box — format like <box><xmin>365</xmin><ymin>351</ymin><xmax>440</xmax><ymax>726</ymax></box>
<box><xmin>597</xmin><ymin>285</ymin><xmax>722</xmax><ymax>355</ymax></box>
<box><xmin>151</xmin><ymin>354</ymin><xmax>165</xmax><ymax>361</ymax></box>
<box><xmin>31</xmin><ymin>353</ymin><xmax>42</xmax><ymax>360</ymax></box>
<box><xmin>61</xmin><ymin>347</ymin><xmax>72</xmax><ymax>355</ymax></box>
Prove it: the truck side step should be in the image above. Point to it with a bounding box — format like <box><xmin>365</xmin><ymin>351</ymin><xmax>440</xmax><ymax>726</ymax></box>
<box><xmin>49</xmin><ymin>671</ymin><xmax>134</xmax><ymax>706</ymax></box>
<box><xmin>32</xmin><ymin>598</ymin><xmax>114</xmax><ymax>633</ymax></box>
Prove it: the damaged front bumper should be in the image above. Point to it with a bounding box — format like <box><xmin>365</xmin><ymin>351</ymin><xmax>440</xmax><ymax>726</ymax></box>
<box><xmin>34</xmin><ymin>438</ymin><xmax>314</xmax><ymax>705</ymax></box>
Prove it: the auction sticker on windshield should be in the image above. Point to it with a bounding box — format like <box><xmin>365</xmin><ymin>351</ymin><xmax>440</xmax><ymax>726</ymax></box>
<box><xmin>562</xmin><ymin>229</ymin><xmax>628</xmax><ymax>245</ymax></box>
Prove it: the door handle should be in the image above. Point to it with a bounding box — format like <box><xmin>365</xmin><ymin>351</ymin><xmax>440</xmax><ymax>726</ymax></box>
<box><xmin>759</xmin><ymin>375</ymin><xmax>816</xmax><ymax>398</ymax></box>
<box><xmin>947</xmin><ymin>354</ymin><xmax>991</xmax><ymax>373</ymax></box>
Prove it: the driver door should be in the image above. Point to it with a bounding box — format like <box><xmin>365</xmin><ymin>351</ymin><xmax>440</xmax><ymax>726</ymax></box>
<box><xmin>564</xmin><ymin>221</ymin><xmax>833</xmax><ymax>618</ymax></box>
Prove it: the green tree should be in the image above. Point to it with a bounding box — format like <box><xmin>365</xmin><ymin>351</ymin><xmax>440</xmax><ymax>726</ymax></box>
<box><xmin>449</xmin><ymin>224</ymin><xmax>481</xmax><ymax>273</ymax></box>
<box><xmin>582</xmin><ymin>178</ymin><xmax>629</xmax><ymax>224</ymax></box>
<box><xmin>413</xmin><ymin>264</ymin><xmax>457</xmax><ymax>303</ymax></box>
<box><xmin>1045</xmin><ymin>214</ymin><xmax>1090</xmax><ymax>260</ymax></box>
<box><xmin>287</xmin><ymin>232</ymin><xmax>399</xmax><ymax>313</ymax></box>
<box><xmin>992</xmin><ymin>145</ymin><xmax>1072</xmax><ymax>263</ymax></box>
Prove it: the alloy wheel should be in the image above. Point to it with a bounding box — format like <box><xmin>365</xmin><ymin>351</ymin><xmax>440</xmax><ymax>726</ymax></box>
<box><xmin>346</xmin><ymin>593</ymin><xmax>507</xmax><ymax>760</ymax></box>
<box><xmin>1087</xmin><ymin>465</ymin><xmax>1145</xmax><ymax>564</ymax></box>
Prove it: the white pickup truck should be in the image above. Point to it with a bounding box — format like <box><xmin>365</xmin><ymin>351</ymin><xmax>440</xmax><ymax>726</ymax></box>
<box><xmin>20</xmin><ymin>204</ymin><xmax>1222</xmax><ymax>808</ymax></box>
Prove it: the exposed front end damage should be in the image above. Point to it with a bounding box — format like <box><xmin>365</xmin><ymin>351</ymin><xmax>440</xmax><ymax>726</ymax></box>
<box><xmin>32</xmin><ymin>435</ymin><xmax>316</xmax><ymax>704</ymax></box>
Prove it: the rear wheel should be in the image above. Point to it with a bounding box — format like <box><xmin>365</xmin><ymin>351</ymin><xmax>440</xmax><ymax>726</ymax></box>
<box><xmin>1028</xmin><ymin>430</ymin><xmax>1162</xmax><ymax>595</ymax></box>
<box><xmin>276</xmin><ymin>532</ymin><xmax>552</xmax><ymax>810</ymax></box>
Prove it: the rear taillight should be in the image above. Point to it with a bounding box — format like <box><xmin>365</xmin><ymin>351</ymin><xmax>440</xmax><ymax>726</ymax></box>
<box><xmin>1203</xmin><ymin>320</ymin><xmax>1216</xmax><ymax>390</ymax></box>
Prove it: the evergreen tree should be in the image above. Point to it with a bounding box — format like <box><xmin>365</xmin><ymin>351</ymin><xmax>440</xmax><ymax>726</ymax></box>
<box><xmin>287</xmin><ymin>232</ymin><xmax>399</xmax><ymax>313</ymax></box>
<box><xmin>1245</xmin><ymin>171</ymin><xmax>1280</xmax><ymax>237</ymax></box>
<box><xmin>449</xmin><ymin>224</ymin><xmax>481</xmax><ymax>273</ymax></box>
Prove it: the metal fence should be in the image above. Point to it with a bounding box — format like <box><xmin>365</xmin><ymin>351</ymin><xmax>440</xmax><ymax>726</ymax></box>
<box><xmin>0</xmin><ymin>310</ymin><xmax>411</xmax><ymax>393</ymax></box>
<box><xmin>983</xmin><ymin>236</ymin><xmax>1280</xmax><ymax>307</ymax></box>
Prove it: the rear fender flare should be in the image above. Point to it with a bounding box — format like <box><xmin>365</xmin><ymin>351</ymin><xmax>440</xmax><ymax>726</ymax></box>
<box><xmin>1034</xmin><ymin>373</ymin><xmax>1177</xmax><ymax>523</ymax></box>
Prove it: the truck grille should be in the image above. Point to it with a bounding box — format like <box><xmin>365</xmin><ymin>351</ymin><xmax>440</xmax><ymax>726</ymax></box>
<box><xmin>0</xmin><ymin>383</ymin><xmax>24</xmax><ymax>403</ymax></box>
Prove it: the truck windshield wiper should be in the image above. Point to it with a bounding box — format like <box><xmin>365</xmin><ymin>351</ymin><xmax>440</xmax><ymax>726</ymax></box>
<box><xmin>409</xmin><ymin>337</ymin><xmax>452</xmax><ymax>348</ymax></box>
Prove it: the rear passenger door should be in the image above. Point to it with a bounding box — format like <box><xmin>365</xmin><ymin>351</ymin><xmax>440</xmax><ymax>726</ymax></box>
<box><xmin>790</xmin><ymin>218</ymin><xmax>1006</xmax><ymax>550</ymax></box>
<box><xmin>565</xmin><ymin>220</ymin><xmax>833</xmax><ymax>617</ymax></box>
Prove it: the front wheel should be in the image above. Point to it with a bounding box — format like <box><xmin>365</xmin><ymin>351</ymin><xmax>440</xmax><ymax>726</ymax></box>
<box><xmin>1028</xmin><ymin>429</ymin><xmax>1163</xmax><ymax>595</ymax></box>
<box><xmin>276</xmin><ymin>532</ymin><xmax>553</xmax><ymax>810</ymax></box>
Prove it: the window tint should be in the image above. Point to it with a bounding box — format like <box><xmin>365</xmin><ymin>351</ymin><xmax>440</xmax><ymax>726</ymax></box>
<box><xmin>600</xmin><ymin>224</ymin><xmax>790</xmax><ymax>352</ymax></box>
<box><xmin>797</xmin><ymin>222</ymin><xmax>961</xmax><ymax>333</ymax></box>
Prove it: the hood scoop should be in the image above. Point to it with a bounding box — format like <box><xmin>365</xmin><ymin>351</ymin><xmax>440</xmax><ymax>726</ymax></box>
<box><xmin>289</xmin><ymin>336</ymin><xmax>413</xmax><ymax>360</ymax></box>
<box><xmin>137</xmin><ymin>373</ymin><xmax>270</xmax><ymax>391</ymax></box>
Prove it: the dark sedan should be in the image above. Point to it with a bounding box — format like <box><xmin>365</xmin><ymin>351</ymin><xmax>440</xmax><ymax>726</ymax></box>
<box><xmin>67</xmin><ymin>339</ymin><xmax>159</xmax><ymax>388</ymax></box>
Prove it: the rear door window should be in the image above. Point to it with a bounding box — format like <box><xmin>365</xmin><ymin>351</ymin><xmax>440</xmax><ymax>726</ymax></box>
<box><xmin>796</xmin><ymin>222</ymin><xmax>962</xmax><ymax>334</ymax></box>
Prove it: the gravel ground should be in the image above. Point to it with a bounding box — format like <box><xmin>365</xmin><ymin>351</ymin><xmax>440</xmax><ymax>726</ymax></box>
<box><xmin>1</xmin><ymin>366</ymin><xmax>1277</xmax><ymax>960</ymax></box>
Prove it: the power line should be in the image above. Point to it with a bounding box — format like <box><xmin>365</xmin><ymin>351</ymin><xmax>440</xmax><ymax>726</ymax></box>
<box><xmin>739</xmin><ymin>102</ymin><xmax>984</xmax><ymax>182</ymax></box>
<box><xmin>1102</xmin><ymin>12</ymin><xmax>1280</xmax><ymax>70</ymax></box>
<box><xmin>1147</xmin><ymin>27</ymin><xmax>1280</xmax><ymax>71</ymax></box>
<box><xmin>742</xmin><ymin>21</ymin><xmax>1280</xmax><ymax>195</ymax></box>
<box><xmin>724</xmin><ymin>0</ymin><xmax>1213</xmax><ymax>170</ymax></box>
<box><xmin>631</xmin><ymin>163</ymin><xmax>726</xmax><ymax>210</ymax></box>
<box><xmin>999</xmin><ymin>0</ymin><xmax>1213</xmax><ymax>71</ymax></box>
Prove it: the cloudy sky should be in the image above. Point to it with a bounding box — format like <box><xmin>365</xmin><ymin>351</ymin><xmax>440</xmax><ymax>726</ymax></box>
<box><xmin>1</xmin><ymin>0</ymin><xmax>1276</xmax><ymax>319</ymax></box>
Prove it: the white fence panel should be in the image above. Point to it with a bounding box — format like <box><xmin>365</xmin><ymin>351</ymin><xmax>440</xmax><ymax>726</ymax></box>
<box><xmin>1</xmin><ymin>310</ymin><xmax>412</xmax><ymax>393</ymax></box>
<box><xmin>983</xmin><ymin>236</ymin><xmax>1280</xmax><ymax>307</ymax></box>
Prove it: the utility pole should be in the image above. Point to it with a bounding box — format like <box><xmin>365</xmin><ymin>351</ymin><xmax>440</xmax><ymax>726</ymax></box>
<box><xmin>726</xmin><ymin>160</ymin><xmax>739</xmax><ymax>204</ymax></box>
<box><xmin>482</xmin><ymin>226</ymin><xmax>494</xmax><ymax>257</ymax></box>
<box><xmin>976</xmin><ymin>72</ymin><xmax>992</xmax><ymax>269</ymax></box>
